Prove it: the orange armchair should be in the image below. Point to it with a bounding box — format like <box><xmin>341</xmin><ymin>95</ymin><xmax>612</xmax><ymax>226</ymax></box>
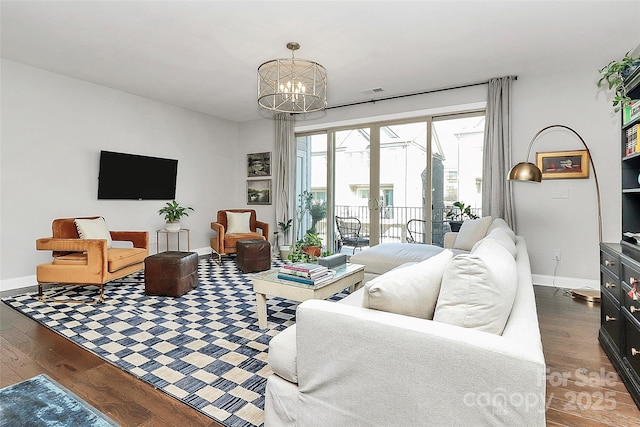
<box><xmin>210</xmin><ymin>209</ymin><xmax>269</xmax><ymax>263</ymax></box>
<box><xmin>36</xmin><ymin>217</ymin><xmax>149</xmax><ymax>303</ymax></box>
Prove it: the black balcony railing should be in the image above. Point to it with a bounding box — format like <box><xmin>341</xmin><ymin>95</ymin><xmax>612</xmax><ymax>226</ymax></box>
<box><xmin>313</xmin><ymin>205</ymin><xmax>482</xmax><ymax>251</ymax></box>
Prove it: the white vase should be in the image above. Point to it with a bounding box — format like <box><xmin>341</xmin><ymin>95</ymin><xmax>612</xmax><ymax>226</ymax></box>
<box><xmin>165</xmin><ymin>221</ymin><xmax>180</xmax><ymax>232</ymax></box>
<box><xmin>279</xmin><ymin>245</ymin><xmax>292</xmax><ymax>261</ymax></box>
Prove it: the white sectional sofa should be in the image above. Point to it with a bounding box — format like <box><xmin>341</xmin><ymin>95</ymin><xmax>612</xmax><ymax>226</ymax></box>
<box><xmin>264</xmin><ymin>218</ymin><xmax>546</xmax><ymax>426</ymax></box>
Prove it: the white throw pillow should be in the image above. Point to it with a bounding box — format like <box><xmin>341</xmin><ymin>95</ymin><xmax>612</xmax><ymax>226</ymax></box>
<box><xmin>74</xmin><ymin>217</ymin><xmax>113</xmax><ymax>248</ymax></box>
<box><xmin>486</xmin><ymin>218</ymin><xmax>517</xmax><ymax>243</ymax></box>
<box><xmin>226</xmin><ymin>211</ymin><xmax>252</xmax><ymax>234</ymax></box>
<box><xmin>453</xmin><ymin>216</ymin><xmax>493</xmax><ymax>251</ymax></box>
<box><xmin>472</xmin><ymin>228</ymin><xmax>517</xmax><ymax>258</ymax></box>
<box><xmin>433</xmin><ymin>239</ymin><xmax>517</xmax><ymax>335</ymax></box>
<box><xmin>362</xmin><ymin>249</ymin><xmax>453</xmax><ymax>320</ymax></box>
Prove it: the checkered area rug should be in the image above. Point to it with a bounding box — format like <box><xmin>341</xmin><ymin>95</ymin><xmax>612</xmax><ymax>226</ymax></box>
<box><xmin>2</xmin><ymin>256</ymin><xmax>347</xmax><ymax>427</ymax></box>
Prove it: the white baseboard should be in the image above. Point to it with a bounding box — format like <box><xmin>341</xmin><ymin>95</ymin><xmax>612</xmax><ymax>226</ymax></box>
<box><xmin>1</xmin><ymin>247</ymin><xmax>213</xmax><ymax>293</ymax></box>
<box><xmin>1</xmin><ymin>275</ymin><xmax>38</xmax><ymax>292</ymax></box>
<box><xmin>150</xmin><ymin>246</ymin><xmax>212</xmax><ymax>256</ymax></box>
<box><xmin>191</xmin><ymin>247</ymin><xmax>213</xmax><ymax>257</ymax></box>
<box><xmin>532</xmin><ymin>274</ymin><xmax>599</xmax><ymax>291</ymax></box>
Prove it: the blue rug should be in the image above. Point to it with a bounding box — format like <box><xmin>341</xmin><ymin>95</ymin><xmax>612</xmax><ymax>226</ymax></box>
<box><xmin>0</xmin><ymin>374</ymin><xmax>119</xmax><ymax>426</ymax></box>
<box><xmin>2</xmin><ymin>257</ymin><xmax>347</xmax><ymax>427</ymax></box>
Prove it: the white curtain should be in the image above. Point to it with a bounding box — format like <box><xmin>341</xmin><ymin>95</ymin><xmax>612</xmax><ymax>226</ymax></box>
<box><xmin>482</xmin><ymin>76</ymin><xmax>515</xmax><ymax>228</ymax></box>
<box><xmin>274</xmin><ymin>113</ymin><xmax>295</xmax><ymax>244</ymax></box>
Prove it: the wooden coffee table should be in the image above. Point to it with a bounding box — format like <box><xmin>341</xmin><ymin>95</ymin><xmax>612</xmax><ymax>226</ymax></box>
<box><xmin>251</xmin><ymin>263</ymin><xmax>365</xmax><ymax>329</ymax></box>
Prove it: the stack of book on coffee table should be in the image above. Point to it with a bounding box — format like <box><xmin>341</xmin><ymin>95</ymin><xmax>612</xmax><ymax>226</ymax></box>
<box><xmin>277</xmin><ymin>262</ymin><xmax>334</xmax><ymax>286</ymax></box>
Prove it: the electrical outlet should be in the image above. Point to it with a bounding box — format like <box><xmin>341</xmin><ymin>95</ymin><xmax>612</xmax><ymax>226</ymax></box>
<box><xmin>553</xmin><ymin>250</ymin><xmax>561</xmax><ymax>261</ymax></box>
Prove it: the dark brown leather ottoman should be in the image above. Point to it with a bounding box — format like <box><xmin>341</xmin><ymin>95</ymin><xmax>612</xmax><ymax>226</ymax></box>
<box><xmin>144</xmin><ymin>251</ymin><xmax>198</xmax><ymax>297</ymax></box>
<box><xmin>236</xmin><ymin>239</ymin><xmax>271</xmax><ymax>273</ymax></box>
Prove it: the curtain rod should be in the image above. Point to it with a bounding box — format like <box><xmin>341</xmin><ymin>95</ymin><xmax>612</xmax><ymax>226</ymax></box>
<box><xmin>325</xmin><ymin>76</ymin><xmax>518</xmax><ymax>111</ymax></box>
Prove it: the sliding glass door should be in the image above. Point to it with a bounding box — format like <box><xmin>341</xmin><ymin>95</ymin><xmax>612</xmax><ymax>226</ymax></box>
<box><xmin>334</xmin><ymin>127</ymin><xmax>375</xmax><ymax>247</ymax></box>
<box><xmin>295</xmin><ymin>111</ymin><xmax>485</xmax><ymax>254</ymax></box>
<box><xmin>432</xmin><ymin>114</ymin><xmax>485</xmax><ymax>224</ymax></box>
<box><xmin>378</xmin><ymin>121</ymin><xmax>429</xmax><ymax>244</ymax></box>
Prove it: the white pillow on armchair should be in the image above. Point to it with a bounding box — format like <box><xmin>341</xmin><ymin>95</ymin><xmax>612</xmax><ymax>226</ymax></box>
<box><xmin>75</xmin><ymin>217</ymin><xmax>113</xmax><ymax>248</ymax></box>
<box><xmin>226</xmin><ymin>211</ymin><xmax>252</xmax><ymax>234</ymax></box>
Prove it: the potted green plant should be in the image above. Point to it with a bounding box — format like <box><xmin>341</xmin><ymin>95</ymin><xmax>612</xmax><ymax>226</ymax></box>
<box><xmin>301</xmin><ymin>232</ymin><xmax>322</xmax><ymax>257</ymax></box>
<box><xmin>288</xmin><ymin>232</ymin><xmax>323</xmax><ymax>263</ymax></box>
<box><xmin>278</xmin><ymin>219</ymin><xmax>293</xmax><ymax>259</ymax></box>
<box><xmin>445</xmin><ymin>201</ymin><xmax>478</xmax><ymax>232</ymax></box>
<box><xmin>295</xmin><ymin>190</ymin><xmax>314</xmax><ymax>240</ymax></box>
<box><xmin>158</xmin><ymin>200</ymin><xmax>194</xmax><ymax>232</ymax></box>
<box><xmin>308</xmin><ymin>201</ymin><xmax>327</xmax><ymax>234</ymax></box>
<box><xmin>598</xmin><ymin>51</ymin><xmax>640</xmax><ymax>112</ymax></box>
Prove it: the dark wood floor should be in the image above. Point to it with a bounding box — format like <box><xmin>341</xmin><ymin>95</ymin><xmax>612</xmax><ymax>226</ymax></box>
<box><xmin>1</xmin><ymin>285</ymin><xmax>639</xmax><ymax>426</ymax></box>
<box><xmin>536</xmin><ymin>286</ymin><xmax>640</xmax><ymax>426</ymax></box>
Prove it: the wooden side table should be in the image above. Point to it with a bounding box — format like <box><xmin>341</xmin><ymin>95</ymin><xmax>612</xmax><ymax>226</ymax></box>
<box><xmin>156</xmin><ymin>228</ymin><xmax>190</xmax><ymax>253</ymax></box>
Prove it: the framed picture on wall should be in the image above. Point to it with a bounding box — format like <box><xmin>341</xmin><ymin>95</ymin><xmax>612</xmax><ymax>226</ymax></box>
<box><xmin>247</xmin><ymin>179</ymin><xmax>271</xmax><ymax>205</ymax></box>
<box><xmin>536</xmin><ymin>150</ymin><xmax>589</xmax><ymax>179</ymax></box>
<box><xmin>247</xmin><ymin>152</ymin><xmax>271</xmax><ymax>177</ymax></box>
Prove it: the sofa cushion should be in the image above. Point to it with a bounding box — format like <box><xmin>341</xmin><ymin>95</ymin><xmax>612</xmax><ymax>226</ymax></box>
<box><xmin>362</xmin><ymin>249</ymin><xmax>453</xmax><ymax>319</ymax></box>
<box><xmin>433</xmin><ymin>239</ymin><xmax>517</xmax><ymax>335</ymax></box>
<box><xmin>453</xmin><ymin>216</ymin><xmax>492</xmax><ymax>251</ymax></box>
<box><xmin>75</xmin><ymin>217</ymin><xmax>113</xmax><ymax>248</ymax></box>
<box><xmin>107</xmin><ymin>248</ymin><xmax>147</xmax><ymax>272</ymax></box>
<box><xmin>486</xmin><ymin>217</ymin><xmax>517</xmax><ymax>243</ymax></box>
<box><xmin>226</xmin><ymin>211</ymin><xmax>252</xmax><ymax>234</ymax></box>
<box><xmin>472</xmin><ymin>228</ymin><xmax>517</xmax><ymax>258</ymax></box>
<box><xmin>349</xmin><ymin>243</ymin><xmax>445</xmax><ymax>276</ymax></box>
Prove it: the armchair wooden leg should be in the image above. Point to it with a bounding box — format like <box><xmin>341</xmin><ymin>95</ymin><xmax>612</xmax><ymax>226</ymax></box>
<box><xmin>37</xmin><ymin>282</ymin><xmax>104</xmax><ymax>304</ymax></box>
<box><xmin>211</xmin><ymin>250</ymin><xmax>222</xmax><ymax>265</ymax></box>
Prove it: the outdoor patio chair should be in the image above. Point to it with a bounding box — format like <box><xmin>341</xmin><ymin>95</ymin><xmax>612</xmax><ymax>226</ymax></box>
<box><xmin>335</xmin><ymin>216</ymin><xmax>370</xmax><ymax>254</ymax></box>
<box><xmin>406</xmin><ymin>218</ymin><xmax>427</xmax><ymax>244</ymax></box>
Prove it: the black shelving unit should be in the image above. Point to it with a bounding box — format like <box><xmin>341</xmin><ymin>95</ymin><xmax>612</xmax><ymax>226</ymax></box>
<box><xmin>599</xmin><ymin>64</ymin><xmax>640</xmax><ymax>410</ymax></box>
<box><xmin>622</xmin><ymin>66</ymin><xmax>640</xmax><ymax>259</ymax></box>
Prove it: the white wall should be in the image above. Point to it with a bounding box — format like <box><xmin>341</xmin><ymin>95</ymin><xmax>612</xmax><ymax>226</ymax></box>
<box><xmin>512</xmin><ymin>67</ymin><xmax>620</xmax><ymax>284</ymax></box>
<box><xmin>1</xmin><ymin>59</ymin><xmax>242</xmax><ymax>286</ymax></box>
<box><xmin>296</xmin><ymin>85</ymin><xmax>488</xmax><ymax>130</ymax></box>
<box><xmin>236</xmin><ymin>118</ymin><xmax>277</xmax><ymax>248</ymax></box>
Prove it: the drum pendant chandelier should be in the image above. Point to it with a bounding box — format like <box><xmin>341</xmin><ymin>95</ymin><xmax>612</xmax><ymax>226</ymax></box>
<box><xmin>257</xmin><ymin>42</ymin><xmax>327</xmax><ymax>113</ymax></box>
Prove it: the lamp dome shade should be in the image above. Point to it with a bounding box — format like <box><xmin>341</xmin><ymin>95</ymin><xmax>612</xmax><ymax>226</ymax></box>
<box><xmin>508</xmin><ymin>162</ymin><xmax>542</xmax><ymax>182</ymax></box>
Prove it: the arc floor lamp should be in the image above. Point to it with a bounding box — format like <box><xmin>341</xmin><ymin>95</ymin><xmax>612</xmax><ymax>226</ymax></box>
<box><xmin>508</xmin><ymin>124</ymin><xmax>602</xmax><ymax>302</ymax></box>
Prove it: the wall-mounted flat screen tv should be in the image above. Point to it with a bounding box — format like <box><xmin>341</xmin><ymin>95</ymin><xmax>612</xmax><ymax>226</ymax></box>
<box><xmin>98</xmin><ymin>150</ymin><xmax>178</xmax><ymax>200</ymax></box>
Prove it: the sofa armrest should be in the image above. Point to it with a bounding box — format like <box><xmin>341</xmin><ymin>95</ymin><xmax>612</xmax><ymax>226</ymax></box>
<box><xmin>210</xmin><ymin>222</ymin><xmax>224</xmax><ymax>234</ymax></box>
<box><xmin>255</xmin><ymin>220</ymin><xmax>269</xmax><ymax>237</ymax></box>
<box><xmin>110</xmin><ymin>231</ymin><xmax>149</xmax><ymax>249</ymax></box>
<box><xmin>293</xmin><ymin>300</ymin><xmax>546</xmax><ymax>426</ymax></box>
<box><xmin>36</xmin><ymin>237</ymin><xmax>105</xmax><ymax>253</ymax></box>
<box><xmin>443</xmin><ymin>231</ymin><xmax>458</xmax><ymax>248</ymax></box>
<box><xmin>210</xmin><ymin>222</ymin><xmax>224</xmax><ymax>252</ymax></box>
<box><xmin>36</xmin><ymin>237</ymin><xmax>108</xmax><ymax>276</ymax></box>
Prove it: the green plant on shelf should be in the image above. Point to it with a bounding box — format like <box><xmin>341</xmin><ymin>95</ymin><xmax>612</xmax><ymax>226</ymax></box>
<box><xmin>598</xmin><ymin>51</ymin><xmax>640</xmax><ymax>112</ymax></box>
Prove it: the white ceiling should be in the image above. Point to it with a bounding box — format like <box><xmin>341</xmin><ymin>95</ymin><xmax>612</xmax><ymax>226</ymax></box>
<box><xmin>2</xmin><ymin>1</ymin><xmax>639</xmax><ymax>122</ymax></box>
